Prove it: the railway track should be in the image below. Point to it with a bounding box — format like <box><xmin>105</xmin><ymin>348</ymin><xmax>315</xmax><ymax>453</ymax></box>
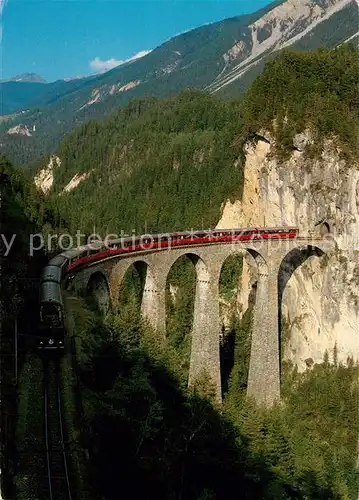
<box><xmin>42</xmin><ymin>359</ymin><xmax>72</xmax><ymax>500</ymax></box>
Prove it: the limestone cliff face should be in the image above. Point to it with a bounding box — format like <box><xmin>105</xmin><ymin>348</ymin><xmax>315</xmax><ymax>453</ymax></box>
<box><xmin>34</xmin><ymin>155</ymin><xmax>61</xmax><ymax>194</ymax></box>
<box><xmin>217</xmin><ymin>135</ymin><xmax>359</xmax><ymax>371</ymax></box>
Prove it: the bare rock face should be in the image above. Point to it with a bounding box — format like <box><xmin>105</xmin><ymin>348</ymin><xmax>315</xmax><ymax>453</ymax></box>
<box><xmin>7</xmin><ymin>124</ymin><xmax>32</xmax><ymax>136</ymax></box>
<box><xmin>61</xmin><ymin>171</ymin><xmax>93</xmax><ymax>194</ymax></box>
<box><xmin>34</xmin><ymin>155</ymin><xmax>61</xmax><ymax>194</ymax></box>
<box><xmin>293</xmin><ymin>130</ymin><xmax>313</xmax><ymax>151</ymax></box>
<box><xmin>217</xmin><ymin>135</ymin><xmax>359</xmax><ymax>371</ymax></box>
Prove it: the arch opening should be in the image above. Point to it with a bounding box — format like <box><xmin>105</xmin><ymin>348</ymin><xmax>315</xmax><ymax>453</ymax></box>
<box><xmin>86</xmin><ymin>272</ymin><xmax>111</xmax><ymax>315</ymax></box>
<box><xmin>278</xmin><ymin>245</ymin><xmax>327</xmax><ymax>380</ymax></box>
<box><xmin>218</xmin><ymin>247</ymin><xmax>267</xmax><ymax>401</ymax></box>
<box><xmin>165</xmin><ymin>254</ymin><xmax>198</xmax><ymax>377</ymax></box>
<box><xmin>218</xmin><ymin>253</ymin><xmax>244</xmax><ymax>397</ymax></box>
<box><xmin>315</xmin><ymin>220</ymin><xmax>331</xmax><ymax>236</ymax></box>
<box><xmin>117</xmin><ymin>261</ymin><xmax>147</xmax><ymax>310</ymax></box>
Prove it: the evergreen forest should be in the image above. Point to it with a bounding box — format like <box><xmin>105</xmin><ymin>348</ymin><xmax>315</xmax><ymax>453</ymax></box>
<box><xmin>33</xmin><ymin>45</ymin><xmax>359</xmax><ymax>238</ymax></box>
<box><xmin>1</xmin><ymin>45</ymin><xmax>359</xmax><ymax>499</ymax></box>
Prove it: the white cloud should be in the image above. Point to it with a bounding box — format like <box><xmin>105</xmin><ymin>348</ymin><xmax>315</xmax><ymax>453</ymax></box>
<box><xmin>89</xmin><ymin>50</ymin><xmax>152</xmax><ymax>74</ymax></box>
<box><xmin>90</xmin><ymin>57</ymin><xmax>123</xmax><ymax>73</ymax></box>
<box><xmin>0</xmin><ymin>0</ymin><xmax>8</xmax><ymax>17</ymax></box>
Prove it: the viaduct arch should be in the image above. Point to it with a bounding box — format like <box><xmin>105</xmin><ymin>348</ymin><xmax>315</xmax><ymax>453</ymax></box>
<box><xmin>86</xmin><ymin>271</ymin><xmax>111</xmax><ymax>315</ymax></box>
<box><xmin>70</xmin><ymin>235</ymin><xmax>334</xmax><ymax>406</ymax></box>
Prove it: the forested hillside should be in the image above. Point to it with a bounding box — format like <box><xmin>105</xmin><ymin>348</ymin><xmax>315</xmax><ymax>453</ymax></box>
<box><xmin>241</xmin><ymin>44</ymin><xmax>359</xmax><ymax>158</ymax></box>
<box><xmin>38</xmin><ymin>47</ymin><xmax>359</xmax><ymax>499</ymax></box>
<box><xmin>39</xmin><ymin>45</ymin><xmax>359</xmax><ymax>237</ymax></box>
<box><xmin>65</xmin><ymin>295</ymin><xmax>359</xmax><ymax>499</ymax></box>
<box><xmin>44</xmin><ymin>91</ymin><xmax>242</xmax><ymax>234</ymax></box>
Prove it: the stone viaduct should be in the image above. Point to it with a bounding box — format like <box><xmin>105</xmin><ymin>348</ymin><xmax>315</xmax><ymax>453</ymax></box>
<box><xmin>69</xmin><ymin>234</ymin><xmax>334</xmax><ymax>406</ymax></box>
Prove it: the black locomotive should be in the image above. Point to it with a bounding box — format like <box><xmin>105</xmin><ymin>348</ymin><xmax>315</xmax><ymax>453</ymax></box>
<box><xmin>38</xmin><ymin>254</ymin><xmax>68</xmax><ymax>350</ymax></box>
<box><xmin>38</xmin><ymin>245</ymin><xmax>103</xmax><ymax>350</ymax></box>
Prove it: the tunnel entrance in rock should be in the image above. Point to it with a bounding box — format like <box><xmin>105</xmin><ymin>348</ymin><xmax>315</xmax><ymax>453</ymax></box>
<box><xmin>320</xmin><ymin>222</ymin><xmax>330</xmax><ymax>236</ymax></box>
<box><xmin>86</xmin><ymin>272</ymin><xmax>110</xmax><ymax>315</ymax></box>
<box><xmin>165</xmin><ymin>255</ymin><xmax>197</xmax><ymax>377</ymax></box>
<box><xmin>315</xmin><ymin>220</ymin><xmax>331</xmax><ymax>236</ymax></box>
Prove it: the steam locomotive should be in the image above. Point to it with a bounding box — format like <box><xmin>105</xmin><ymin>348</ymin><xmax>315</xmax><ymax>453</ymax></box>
<box><xmin>38</xmin><ymin>227</ymin><xmax>298</xmax><ymax>350</ymax></box>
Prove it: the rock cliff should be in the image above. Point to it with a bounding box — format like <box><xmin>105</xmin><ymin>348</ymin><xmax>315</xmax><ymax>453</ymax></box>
<box><xmin>217</xmin><ymin>134</ymin><xmax>359</xmax><ymax>371</ymax></box>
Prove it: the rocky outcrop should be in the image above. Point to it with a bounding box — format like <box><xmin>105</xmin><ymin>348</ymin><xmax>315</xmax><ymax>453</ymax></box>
<box><xmin>62</xmin><ymin>171</ymin><xmax>93</xmax><ymax>193</ymax></box>
<box><xmin>223</xmin><ymin>41</ymin><xmax>248</xmax><ymax>64</ymax></box>
<box><xmin>217</xmin><ymin>132</ymin><xmax>359</xmax><ymax>371</ymax></box>
<box><xmin>118</xmin><ymin>80</ymin><xmax>141</xmax><ymax>93</ymax></box>
<box><xmin>34</xmin><ymin>156</ymin><xmax>94</xmax><ymax>195</ymax></box>
<box><xmin>6</xmin><ymin>124</ymin><xmax>34</xmax><ymax>136</ymax></box>
<box><xmin>79</xmin><ymin>88</ymin><xmax>102</xmax><ymax>110</ymax></box>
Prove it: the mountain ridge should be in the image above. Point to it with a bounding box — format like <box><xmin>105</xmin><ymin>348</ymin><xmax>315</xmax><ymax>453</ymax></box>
<box><xmin>1</xmin><ymin>72</ymin><xmax>47</xmax><ymax>83</ymax></box>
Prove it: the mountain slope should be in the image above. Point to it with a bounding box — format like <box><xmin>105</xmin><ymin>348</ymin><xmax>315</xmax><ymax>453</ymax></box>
<box><xmin>33</xmin><ymin>91</ymin><xmax>244</xmax><ymax>234</ymax></box>
<box><xmin>208</xmin><ymin>0</ymin><xmax>359</xmax><ymax>94</ymax></box>
<box><xmin>0</xmin><ymin>75</ymin><xmax>97</xmax><ymax>115</ymax></box>
<box><xmin>0</xmin><ymin>1</ymin><xmax>279</xmax><ymax>121</ymax></box>
<box><xmin>32</xmin><ymin>45</ymin><xmax>358</xmax><ymax>237</ymax></box>
<box><xmin>1</xmin><ymin>0</ymin><xmax>358</xmax><ymax>165</ymax></box>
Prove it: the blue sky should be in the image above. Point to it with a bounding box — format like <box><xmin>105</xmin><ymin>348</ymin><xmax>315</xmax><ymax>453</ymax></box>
<box><xmin>2</xmin><ymin>0</ymin><xmax>273</xmax><ymax>82</ymax></box>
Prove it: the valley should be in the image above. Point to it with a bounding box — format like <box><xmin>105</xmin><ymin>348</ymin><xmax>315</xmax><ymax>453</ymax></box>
<box><xmin>1</xmin><ymin>1</ymin><xmax>359</xmax><ymax>499</ymax></box>
<box><xmin>1</xmin><ymin>0</ymin><xmax>358</xmax><ymax>165</ymax></box>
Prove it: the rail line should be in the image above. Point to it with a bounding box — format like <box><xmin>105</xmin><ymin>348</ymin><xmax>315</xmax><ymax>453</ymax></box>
<box><xmin>43</xmin><ymin>359</ymin><xmax>72</xmax><ymax>500</ymax></box>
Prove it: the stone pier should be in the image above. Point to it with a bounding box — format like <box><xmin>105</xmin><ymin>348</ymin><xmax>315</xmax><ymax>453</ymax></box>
<box><xmin>247</xmin><ymin>261</ymin><xmax>281</xmax><ymax>406</ymax></box>
<box><xmin>141</xmin><ymin>270</ymin><xmax>166</xmax><ymax>335</ymax></box>
<box><xmin>188</xmin><ymin>258</ymin><xmax>222</xmax><ymax>403</ymax></box>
